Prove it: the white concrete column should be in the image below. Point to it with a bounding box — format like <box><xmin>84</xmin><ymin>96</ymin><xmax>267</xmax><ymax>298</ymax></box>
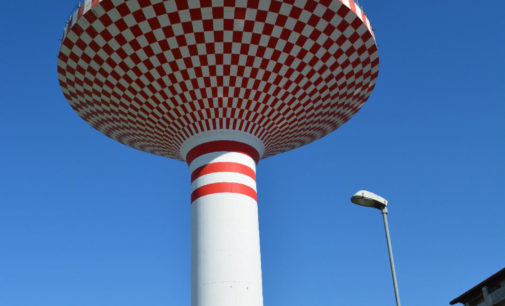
<box><xmin>181</xmin><ymin>130</ymin><xmax>265</xmax><ymax>306</ymax></box>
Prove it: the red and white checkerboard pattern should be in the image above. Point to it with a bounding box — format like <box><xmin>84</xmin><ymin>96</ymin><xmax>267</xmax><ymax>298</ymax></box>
<box><xmin>58</xmin><ymin>0</ymin><xmax>379</xmax><ymax>160</ymax></box>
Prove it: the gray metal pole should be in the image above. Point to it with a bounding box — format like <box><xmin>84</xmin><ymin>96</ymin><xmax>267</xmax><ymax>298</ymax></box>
<box><xmin>381</xmin><ymin>207</ymin><xmax>401</xmax><ymax>306</ymax></box>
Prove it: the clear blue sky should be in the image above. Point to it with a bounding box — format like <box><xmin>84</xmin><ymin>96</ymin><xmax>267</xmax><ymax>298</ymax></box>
<box><xmin>1</xmin><ymin>1</ymin><xmax>504</xmax><ymax>305</ymax></box>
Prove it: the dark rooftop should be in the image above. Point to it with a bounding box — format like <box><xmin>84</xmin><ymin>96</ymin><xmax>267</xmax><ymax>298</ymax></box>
<box><xmin>450</xmin><ymin>267</ymin><xmax>505</xmax><ymax>305</ymax></box>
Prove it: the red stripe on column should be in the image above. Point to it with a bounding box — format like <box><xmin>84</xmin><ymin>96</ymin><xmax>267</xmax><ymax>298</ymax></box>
<box><xmin>191</xmin><ymin>182</ymin><xmax>257</xmax><ymax>202</ymax></box>
<box><xmin>191</xmin><ymin>162</ymin><xmax>256</xmax><ymax>182</ymax></box>
<box><xmin>186</xmin><ymin>140</ymin><xmax>260</xmax><ymax>165</ymax></box>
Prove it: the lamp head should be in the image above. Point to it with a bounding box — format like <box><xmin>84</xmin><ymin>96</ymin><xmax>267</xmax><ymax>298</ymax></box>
<box><xmin>351</xmin><ymin>190</ymin><xmax>388</xmax><ymax>210</ymax></box>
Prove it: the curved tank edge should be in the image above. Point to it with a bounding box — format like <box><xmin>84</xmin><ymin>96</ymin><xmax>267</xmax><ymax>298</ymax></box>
<box><xmin>61</xmin><ymin>0</ymin><xmax>376</xmax><ymax>42</ymax></box>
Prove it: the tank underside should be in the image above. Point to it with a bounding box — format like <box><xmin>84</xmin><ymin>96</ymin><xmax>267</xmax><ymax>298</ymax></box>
<box><xmin>58</xmin><ymin>0</ymin><xmax>379</xmax><ymax>160</ymax></box>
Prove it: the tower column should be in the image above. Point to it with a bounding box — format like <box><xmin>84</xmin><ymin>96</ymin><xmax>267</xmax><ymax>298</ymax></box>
<box><xmin>181</xmin><ymin>131</ymin><xmax>265</xmax><ymax>306</ymax></box>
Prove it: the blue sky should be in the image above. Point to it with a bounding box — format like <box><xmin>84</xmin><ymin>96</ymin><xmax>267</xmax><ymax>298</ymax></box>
<box><xmin>1</xmin><ymin>1</ymin><xmax>504</xmax><ymax>305</ymax></box>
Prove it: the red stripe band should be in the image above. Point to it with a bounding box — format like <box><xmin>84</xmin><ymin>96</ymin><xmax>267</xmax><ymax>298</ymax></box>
<box><xmin>191</xmin><ymin>162</ymin><xmax>256</xmax><ymax>182</ymax></box>
<box><xmin>78</xmin><ymin>4</ymin><xmax>85</xmax><ymax>19</ymax></box>
<box><xmin>186</xmin><ymin>140</ymin><xmax>260</xmax><ymax>165</ymax></box>
<box><xmin>191</xmin><ymin>182</ymin><xmax>257</xmax><ymax>202</ymax></box>
<box><xmin>349</xmin><ymin>0</ymin><xmax>356</xmax><ymax>14</ymax></box>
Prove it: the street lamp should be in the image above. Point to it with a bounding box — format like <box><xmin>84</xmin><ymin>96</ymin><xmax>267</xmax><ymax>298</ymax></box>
<box><xmin>351</xmin><ymin>190</ymin><xmax>402</xmax><ymax>306</ymax></box>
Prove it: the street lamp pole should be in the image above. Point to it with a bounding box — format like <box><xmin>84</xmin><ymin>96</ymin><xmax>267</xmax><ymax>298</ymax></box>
<box><xmin>381</xmin><ymin>206</ymin><xmax>401</xmax><ymax>306</ymax></box>
<box><xmin>351</xmin><ymin>190</ymin><xmax>401</xmax><ymax>306</ymax></box>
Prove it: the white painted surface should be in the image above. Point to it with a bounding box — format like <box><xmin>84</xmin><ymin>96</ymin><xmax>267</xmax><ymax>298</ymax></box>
<box><xmin>189</xmin><ymin>152</ymin><xmax>257</xmax><ymax>173</ymax></box>
<box><xmin>183</xmin><ymin>131</ymin><xmax>264</xmax><ymax>306</ymax></box>
<box><xmin>191</xmin><ymin>172</ymin><xmax>257</xmax><ymax>192</ymax></box>
<box><xmin>191</xmin><ymin>194</ymin><xmax>263</xmax><ymax>306</ymax></box>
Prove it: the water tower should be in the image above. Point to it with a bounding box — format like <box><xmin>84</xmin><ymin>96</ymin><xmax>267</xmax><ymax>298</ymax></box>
<box><xmin>57</xmin><ymin>1</ymin><xmax>379</xmax><ymax>305</ymax></box>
